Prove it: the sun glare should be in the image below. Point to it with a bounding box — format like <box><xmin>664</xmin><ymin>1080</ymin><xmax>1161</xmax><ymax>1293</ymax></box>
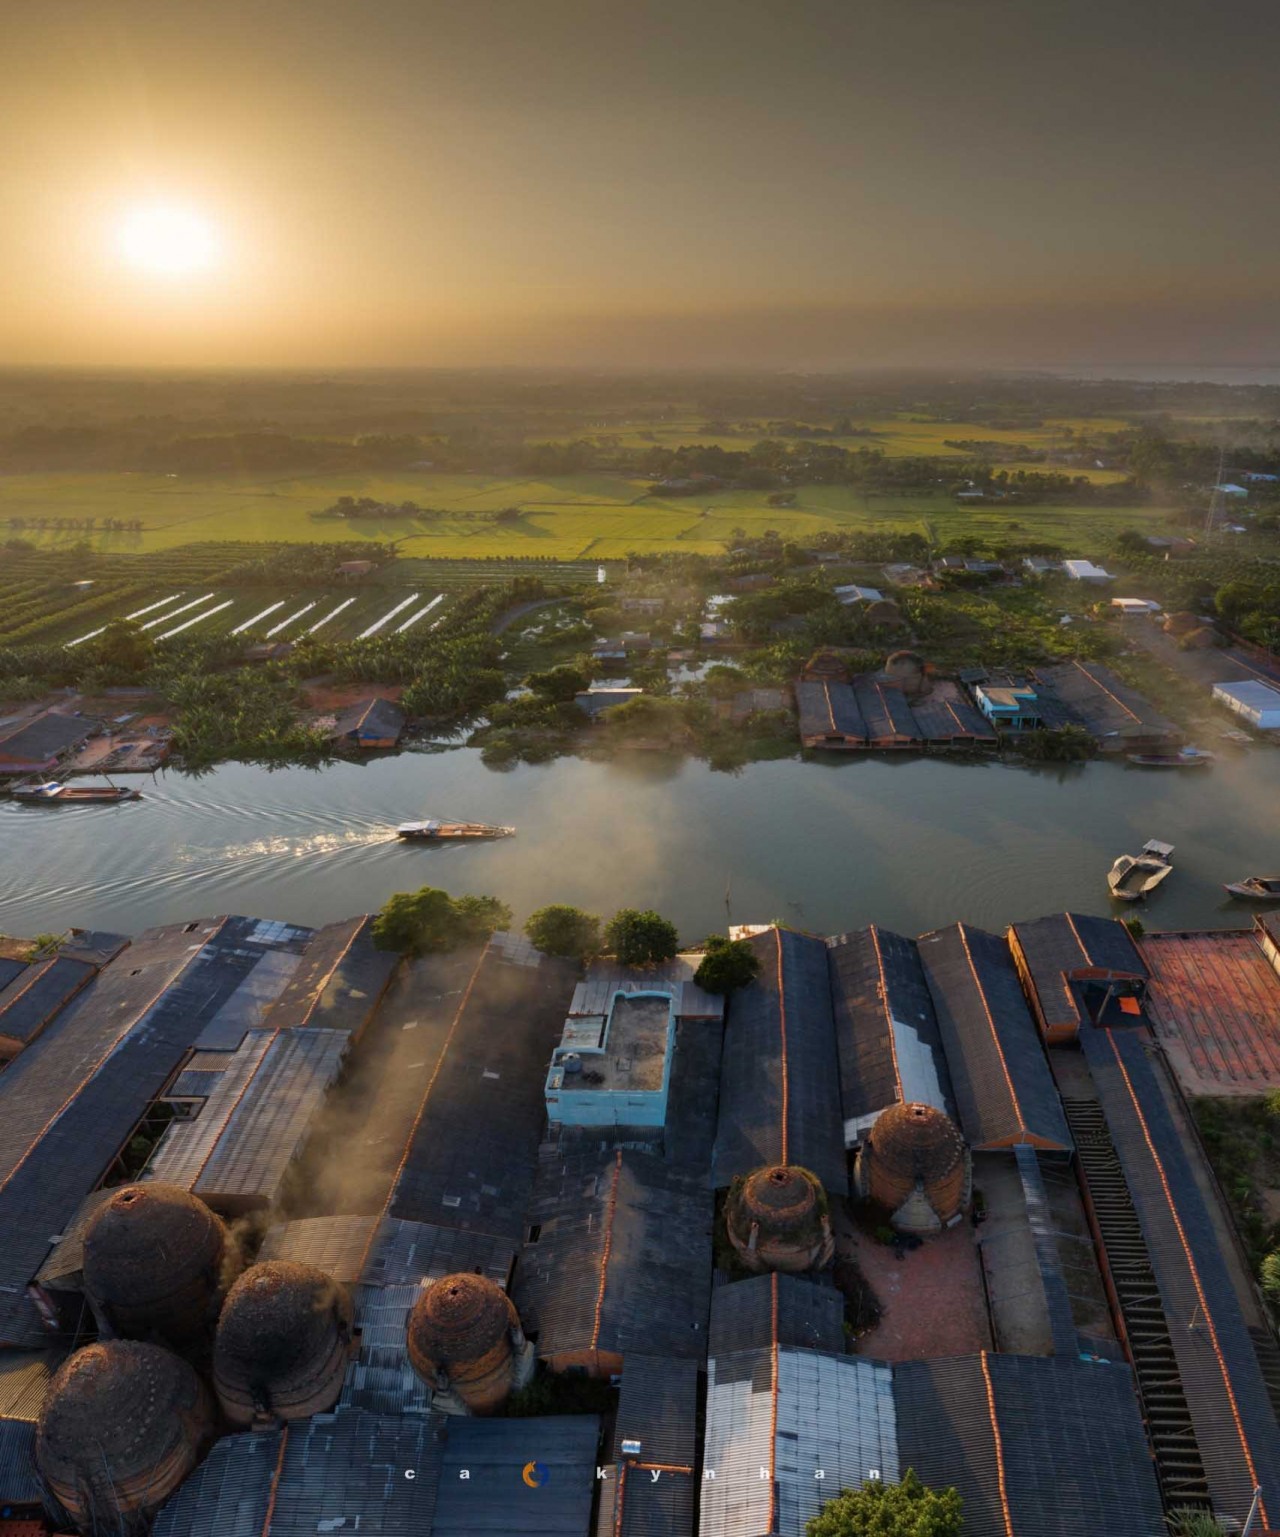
<box><xmin>114</xmin><ymin>201</ymin><xmax>222</xmax><ymax>277</ymax></box>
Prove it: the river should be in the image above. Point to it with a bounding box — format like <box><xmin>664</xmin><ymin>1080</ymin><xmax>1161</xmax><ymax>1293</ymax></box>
<box><xmin>3</xmin><ymin>745</ymin><xmax>1278</xmax><ymax>941</ymax></box>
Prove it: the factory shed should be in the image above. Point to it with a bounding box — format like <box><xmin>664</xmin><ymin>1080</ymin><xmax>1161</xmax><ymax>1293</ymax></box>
<box><xmin>917</xmin><ymin>923</ymin><xmax>1071</xmax><ymax>1152</ymax></box>
<box><xmin>433</xmin><ymin>1415</ymin><xmax>601</xmax><ymax>1537</ymax></box>
<box><xmin>1213</xmin><ymin>678</ymin><xmax>1280</xmax><ymax>729</ymax></box>
<box><xmin>1008</xmin><ymin>912</ymin><xmax>1148</xmax><ymax>1043</ymax></box>
<box><xmin>796</xmin><ymin>678</ymin><xmax>866</xmax><ymax>748</ymax></box>
<box><xmin>147</xmin><ymin>1028</ymin><xmax>350</xmax><ymax>1213</ymax></box>
<box><xmin>596</xmin><ymin>1355</ymin><xmax>698</xmax><ymax>1537</ymax></box>
<box><xmin>1079</xmin><ymin>1024</ymin><xmax>1280</xmax><ymax>1522</ymax></box>
<box><xmin>852</xmin><ymin>676</ymin><xmax>922</xmax><ymax>748</ymax></box>
<box><xmin>907</xmin><ymin>681</ymin><xmax>998</xmax><ymax>745</ymax></box>
<box><xmin>389</xmin><ymin>940</ymin><xmax>578</xmax><ymax>1242</ymax></box>
<box><xmin>328</xmin><ymin>697</ymin><xmax>406</xmax><ymax>749</ymax></box>
<box><xmin>257</xmin><ymin>914</ymin><xmax>395</xmax><ymax>1039</ymax></box>
<box><xmin>827</xmin><ymin>926</ymin><xmax>954</xmax><ymax>1144</ymax></box>
<box><xmin>0</xmin><ymin>710</ymin><xmax>101</xmax><ymax>773</ymax></box>
<box><xmin>712</xmin><ymin>928</ymin><xmax>848</xmax><ymax>1195</ymax></box>
<box><xmin>513</xmin><ymin>1148</ymin><xmax>713</xmax><ymax>1376</ymax></box>
<box><xmin>192</xmin><ymin>946</ymin><xmax>307</xmax><ymax>1051</ymax></box>
<box><xmin>1033</xmin><ymin>659</ymin><xmax>1182</xmax><ymax>749</ymax></box>
<box><xmin>150</xmin><ymin>1429</ymin><xmax>283</xmax><ymax>1537</ymax></box>
<box><xmin>0</xmin><ymin>1349</ymin><xmax>62</xmax><ymax>1507</ymax></box>
<box><xmin>0</xmin><ymin>955</ymin><xmax>96</xmax><ymax>1059</ymax></box>
<box><xmin>709</xmin><ymin>1273</ymin><xmax>846</xmax><ymax>1356</ymax></box>
<box><xmin>0</xmin><ymin>917</ymin><xmax>261</xmax><ymax>1347</ymax></box>
<box><xmin>699</xmin><ymin>1347</ymin><xmax>898</xmax><ymax>1537</ymax></box>
<box><xmin>894</xmin><ymin>1353</ymin><xmax>1164</xmax><ymax>1537</ymax></box>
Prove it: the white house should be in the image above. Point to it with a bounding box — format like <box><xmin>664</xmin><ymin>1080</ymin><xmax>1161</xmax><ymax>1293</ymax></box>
<box><xmin>1063</xmin><ymin>559</ymin><xmax>1115</xmax><ymax>583</ymax></box>
<box><xmin>1213</xmin><ymin>679</ymin><xmax>1280</xmax><ymax>729</ymax></box>
<box><xmin>1110</xmin><ymin>598</ymin><xmax>1162</xmax><ymax>616</ymax></box>
<box><xmin>1215</xmin><ymin>483</ymin><xmax>1250</xmax><ymax>498</ymax></box>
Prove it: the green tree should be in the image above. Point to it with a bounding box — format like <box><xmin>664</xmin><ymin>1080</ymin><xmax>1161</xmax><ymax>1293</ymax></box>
<box><xmin>806</xmin><ymin>1471</ymin><xmax>964</xmax><ymax>1537</ymax></box>
<box><xmin>1260</xmin><ymin>1250</ymin><xmax>1280</xmax><ymax>1305</ymax></box>
<box><xmin>693</xmin><ymin>934</ymin><xmax>761</xmax><ymax>995</ymax></box>
<box><xmin>604</xmin><ymin>908</ymin><xmax>679</xmax><ymax>967</ymax></box>
<box><xmin>525</xmin><ymin>663</ymin><xmax>590</xmax><ymax>703</ymax></box>
<box><xmin>525</xmin><ymin>904</ymin><xmax>601</xmax><ymax>962</ymax></box>
<box><xmin>372</xmin><ymin>886</ymin><xmax>512</xmax><ymax>957</ymax></box>
<box><xmin>1167</xmin><ymin>1512</ymin><xmax>1230</xmax><ymax>1537</ymax></box>
<box><xmin>91</xmin><ymin>619</ymin><xmax>154</xmax><ymax>678</ymax></box>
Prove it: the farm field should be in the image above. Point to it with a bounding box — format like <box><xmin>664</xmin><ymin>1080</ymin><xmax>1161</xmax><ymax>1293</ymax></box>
<box><xmin>1</xmin><ymin>469</ymin><xmax>1182</xmax><ymax>560</ymax></box>
<box><xmin>0</xmin><ymin>575</ymin><xmax>462</xmax><ymax>648</ymax></box>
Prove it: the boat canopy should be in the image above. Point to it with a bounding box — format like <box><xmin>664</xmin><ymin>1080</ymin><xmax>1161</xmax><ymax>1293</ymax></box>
<box><xmin>1141</xmin><ymin>840</ymin><xmax>1175</xmax><ymax>859</ymax></box>
<box><xmin>397</xmin><ymin>819</ymin><xmax>441</xmax><ymax>833</ymax></box>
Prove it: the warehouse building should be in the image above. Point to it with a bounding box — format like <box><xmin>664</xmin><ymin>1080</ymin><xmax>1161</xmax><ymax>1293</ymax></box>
<box><xmin>1213</xmin><ymin>677</ymin><xmax>1280</xmax><ymax>728</ymax></box>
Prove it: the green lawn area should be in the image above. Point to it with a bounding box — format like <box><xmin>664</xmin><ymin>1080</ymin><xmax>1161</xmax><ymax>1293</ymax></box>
<box><xmin>1</xmin><ymin>469</ymin><xmax>1181</xmax><ymax>560</ymax></box>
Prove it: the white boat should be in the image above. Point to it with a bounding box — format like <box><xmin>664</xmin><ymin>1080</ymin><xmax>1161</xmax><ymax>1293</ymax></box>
<box><xmin>1223</xmin><ymin>876</ymin><xmax>1280</xmax><ymax>902</ymax></box>
<box><xmin>1108</xmin><ymin>840</ymin><xmax>1174</xmax><ymax>901</ymax></box>
<box><xmin>10</xmin><ymin>780</ymin><xmax>141</xmax><ymax>804</ymax></box>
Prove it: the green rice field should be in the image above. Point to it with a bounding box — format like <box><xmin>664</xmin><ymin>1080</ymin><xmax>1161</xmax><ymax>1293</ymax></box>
<box><xmin>1</xmin><ymin>469</ymin><xmax>1181</xmax><ymax>561</ymax></box>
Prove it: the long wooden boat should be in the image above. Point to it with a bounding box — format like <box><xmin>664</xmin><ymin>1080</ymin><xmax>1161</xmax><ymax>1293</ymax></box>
<box><xmin>10</xmin><ymin>780</ymin><xmax>141</xmax><ymax>804</ymax></box>
<box><xmin>1108</xmin><ymin>840</ymin><xmax>1174</xmax><ymax>902</ymax></box>
<box><xmin>397</xmin><ymin>819</ymin><xmax>514</xmax><ymax>841</ymax></box>
<box><xmin>1223</xmin><ymin>876</ymin><xmax>1280</xmax><ymax>901</ymax></box>
<box><xmin>1126</xmin><ymin>748</ymin><xmax>1214</xmax><ymax>768</ymax></box>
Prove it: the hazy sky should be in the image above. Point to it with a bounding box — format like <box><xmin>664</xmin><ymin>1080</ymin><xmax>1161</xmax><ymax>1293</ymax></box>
<box><xmin>4</xmin><ymin>0</ymin><xmax>1280</xmax><ymax>369</ymax></box>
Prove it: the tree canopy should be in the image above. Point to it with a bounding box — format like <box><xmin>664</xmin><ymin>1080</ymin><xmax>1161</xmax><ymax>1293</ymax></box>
<box><xmin>372</xmin><ymin>886</ymin><xmax>512</xmax><ymax>957</ymax></box>
<box><xmin>693</xmin><ymin>934</ymin><xmax>761</xmax><ymax>994</ymax></box>
<box><xmin>604</xmin><ymin>908</ymin><xmax>679</xmax><ymax>967</ymax></box>
<box><xmin>806</xmin><ymin>1472</ymin><xmax>964</xmax><ymax>1537</ymax></box>
<box><xmin>525</xmin><ymin>904</ymin><xmax>601</xmax><ymax>962</ymax></box>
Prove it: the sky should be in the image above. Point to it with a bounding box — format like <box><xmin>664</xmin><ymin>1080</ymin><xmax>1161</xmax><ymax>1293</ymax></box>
<box><xmin>3</xmin><ymin>0</ymin><xmax>1280</xmax><ymax>370</ymax></box>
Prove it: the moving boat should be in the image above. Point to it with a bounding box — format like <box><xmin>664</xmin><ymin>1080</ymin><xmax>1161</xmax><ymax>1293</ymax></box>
<box><xmin>10</xmin><ymin>780</ymin><xmax>141</xmax><ymax>804</ymax></box>
<box><xmin>1223</xmin><ymin>876</ymin><xmax>1280</xmax><ymax>901</ymax></box>
<box><xmin>1107</xmin><ymin>839</ymin><xmax>1174</xmax><ymax>902</ymax></box>
<box><xmin>1126</xmin><ymin>746</ymin><xmax>1214</xmax><ymax>768</ymax></box>
<box><xmin>397</xmin><ymin>818</ymin><xmax>515</xmax><ymax>841</ymax></box>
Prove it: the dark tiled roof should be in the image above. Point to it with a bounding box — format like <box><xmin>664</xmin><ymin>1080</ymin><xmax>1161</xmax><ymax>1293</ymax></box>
<box><xmin>917</xmin><ymin>923</ymin><xmax>1071</xmax><ymax>1151</ymax></box>
<box><xmin>796</xmin><ymin>678</ymin><xmax>866</xmax><ymax>742</ymax></box>
<box><xmin>895</xmin><ymin>1353</ymin><xmax>1165</xmax><ymax>1537</ymax></box>
<box><xmin>1080</xmin><ymin>1025</ymin><xmax>1280</xmax><ymax>1519</ymax></box>
<box><xmin>260</xmin><ymin>915</ymin><xmax>396</xmax><ymax>1035</ymax></box>
<box><xmin>0</xmin><ymin>917</ymin><xmax>262</xmax><ymax>1346</ymax></box>
<box><xmin>909</xmin><ymin>682</ymin><xmax>998</xmax><ymax>743</ymax></box>
<box><xmin>1012</xmin><ymin>1143</ymin><xmax>1080</xmax><ymax>1357</ymax></box>
<box><xmin>0</xmin><ymin>1418</ymin><xmax>41</xmax><ymax>1505</ymax></box>
<box><xmin>853</xmin><ymin>677</ymin><xmax>921</xmax><ymax>744</ymax></box>
<box><xmin>330</xmin><ymin>697</ymin><xmax>406</xmax><ymax>741</ymax></box>
<box><xmin>364</xmin><ymin>1218</ymin><xmax>515</xmax><ymax>1290</ymax></box>
<box><xmin>827</xmin><ymin>927</ymin><xmax>954</xmax><ymax>1131</ymax></box>
<box><xmin>434</xmin><ymin>1415</ymin><xmax>600</xmax><ymax>1537</ymax></box>
<box><xmin>1032</xmin><ymin>659</ymin><xmax>1181</xmax><ymax>741</ymax></box>
<box><xmin>390</xmin><ymin>944</ymin><xmax>578</xmax><ymax>1242</ymax></box>
<box><xmin>1009</xmin><ymin>912</ymin><xmax>1147</xmax><ymax>1037</ymax></box>
<box><xmin>662</xmin><ymin>1016</ymin><xmax>725</xmax><ymax>1178</ymax></box>
<box><xmin>0</xmin><ymin>955</ymin><xmax>95</xmax><ymax>1047</ymax></box>
<box><xmin>151</xmin><ymin>1429</ymin><xmax>283</xmax><ymax>1537</ymax></box>
<box><xmin>513</xmin><ymin>1148</ymin><xmax>713</xmax><ymax>1363</ymax></box>
<box><xmin>0</xmin><ymin>711</ymin><xmax>101</xmax><ymax>763</ymax></box>
<box><xmin>708</xmin><ymin>1273</ymin><xmax>845</xmax><ymax>1357</ymax></box>
<box><xmin>598</xmin><ymin>1356</ymin><xmax>698</xmax><ymax>1537</ymax></box>
<box><xmin>711</xmin><ymin>929</ymin><xmax>847</xmax><ymax>1194</ymax></box>
<box><xmin>58</xmin><ymin>930</ymin><xmax>131</xmax><ymax>966</ymax></box>
<box><xmin>258</xmin><ymin>1215</ymin><xmax>381</xmax><ymax>1281</ymax></box>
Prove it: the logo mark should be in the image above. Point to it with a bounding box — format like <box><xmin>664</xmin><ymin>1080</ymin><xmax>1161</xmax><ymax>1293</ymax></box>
<box><xmin>522</xmin><ymin>1460</ymin><xmax>550</xmax><ymax>1489</ymax></box>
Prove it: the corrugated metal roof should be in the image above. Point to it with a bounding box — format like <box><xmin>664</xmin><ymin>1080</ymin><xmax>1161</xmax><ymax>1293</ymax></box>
<box><xmin>1009</xmin><ymin>912</ymin><xmax>1146</xmax><ymax>1037</ymax></box>
<box><xmin>0</xmin><ymin>957</ymin><xmax>95</xmax><ymax>1048</ymax></box>
<box><xmin>0</xmin><ymin>711</ymin><xmax>101</xmax><ymax>762</ymax></box>
<box><xmin>193</xmin><ymin>946</ymin><xmax>304</xmax><ymax>1050</ymax></box>
<box><xmin>513</xmin><ymin>1148</ymin><xmax>713</xmax><ymax>1363</ymax></box>
<box><xmin>390</xmin><ymin>944</ymin><xmax>578</xmax><ymax>1243</ymax></box>
<box><xmin>364</xmin><ymin>1219</ymin><xmax>515</xmax><ymax>1290</ymax></box>
<box><xmin>909</xmin><ymin>682</ymin><xmax>998</xmax><ymax>743</ymax></box>
<box><xmin>699</xmin><ymin>1347</ymin><xmax>897</xmax><ymax>1537</ymax></box>
<box><xmin>340</xmin><ymin>1282</ymin><xmax>433</xmax><ymax>1416</ymax></box>
<box><xmin>661</xmin><ymin>1014</ymin><xmax>726</xmax><ymax>1179</ymax></box>
<box><xmin>1032</xmin><ymin>659</ymin><xmax>1180</xmax><ymax>741</ymax></box>
<box><xmin>917</xmin><ymin>923</ymin><xmax>1071</xmax><ymax>1151</ymax></box>
<box><xmin>1080</xmin><ymin>1024</ymin><xmax>1280</xmax><ymax>1521</ymax></box>
<box><xmin>709</xmin><ymin>1274</ymin><xmax>845</xmax><ymax>1357</ymax></box>
<box><xmin>151</xmin><ymin>1429</ymin><xmax>283</xmax><ymax>1537</ymax></box>
<box><xmin>569</xmin><ymin>958</ymin><xmax>724</xmax><ymax>1024</ymax></box>
<box><xmin>0</xmin><ymin>916</ymin><xmax>260</xmax><ymax>1346</ymax></box>
<box><xmin>895</xmin><ymin>1353</ymin><xmax>1165</xmax><ymax>1537</ymax></box>
<box><xmin>796</xmin><ymin>679</ymin><xmax>866</xmax><ymax>743</ymax></box>
<box><xmin>827</xmin><ymin>926</ymin><xmax>954</xmax><ymax>1138</ymax></box>
<box><xmin>259</xmin><ymin>1215</ymin><xmax>381</xmax><ymax>1281</ymax></box>
<box><xmin>433</xmin><ymin>1415</ymin><xmax>600</xmax><ymax>1537</ymax></box>
<box><xmin>1012</xmin><ymin>1143</ymin><xmax>1080</xmax><ymax>1357</ymax></box>
<box><xmin>598</xmin><ymin>1355</ymin><xmax>698</xmax><ymax>1537</ymax></box>
<box><xmin>711</xmin><ymin>929</ymin><xmax>848</xmax><ymax>1194</ymax></box>
<box><xmin>259</xmin><ymin>916</ymin><xmax>396</xmax><ymax>1035</ymax></box>
<box><xmin>0</xmin><ymin>1419</ymin><xmax>41</xmax><ymax>1506</ymax></box>
<box><xmin>0</xmin><ymin>1350</ymin><xmax>62</xmax><ymax>1420</ymax></box>
<box><xmin>853</xmin><ymin>677</ymin><xmax>920</xmax><ymax>744</ymax></box>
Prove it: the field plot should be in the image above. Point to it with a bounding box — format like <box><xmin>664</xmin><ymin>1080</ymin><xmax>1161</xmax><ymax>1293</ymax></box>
<box><xmin>2</xmin><ymin>464</ymin><xmax>1181</xmax><ymax>565</ymax></box>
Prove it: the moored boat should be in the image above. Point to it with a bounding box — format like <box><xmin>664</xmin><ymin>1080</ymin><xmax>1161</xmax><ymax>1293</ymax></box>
<box><xmin>1223</xmin><ymin>876</ymin><xmax>1280</xmax><ymax>901</ymax></box>
<box><xmin>1126</xmin><ymin>746</ymin><xmax>1214</xmax><ymax>768</ymax></box>
<box><xmin>9</xmin><ymin>780</ymin><xmax>141</xmax><ymax>804</ymax></box>
<box><xmin>1107</xmin><ymin>839</ymin><xmax>1174</xmax><ymax>902</ymax></box>
<box><xmin>397</xmin><ymin>818</ymin><xmax>515</xmax><ymax>841</ymax></box>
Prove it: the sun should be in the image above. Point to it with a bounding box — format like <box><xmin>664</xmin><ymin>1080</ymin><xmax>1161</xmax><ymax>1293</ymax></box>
<box><xmin>114</xmin><ymin>201</ymin><xmax>222</xmax><ymax>277</ymax></box>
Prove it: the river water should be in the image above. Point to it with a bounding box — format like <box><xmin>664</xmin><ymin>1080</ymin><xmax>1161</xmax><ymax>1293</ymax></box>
<box><xmin>3</xmin><ymin>746</ymin><xmax>1278</xmax><ymax>941</ymax></box>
